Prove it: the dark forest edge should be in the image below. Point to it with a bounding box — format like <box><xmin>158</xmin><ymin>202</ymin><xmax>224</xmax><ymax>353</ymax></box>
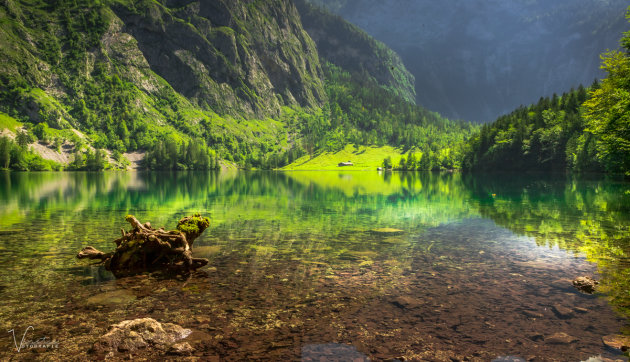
<box><xmin>461</xmin><ymin>8</ymin><xmax>630</xmax><ymax>176</ymax></box>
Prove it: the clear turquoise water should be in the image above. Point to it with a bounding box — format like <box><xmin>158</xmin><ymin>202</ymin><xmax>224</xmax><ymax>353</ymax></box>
<box><xmin>0</xmin><ymin>171</ymin><xmax>628</xmax><ymax>360</ymax></box>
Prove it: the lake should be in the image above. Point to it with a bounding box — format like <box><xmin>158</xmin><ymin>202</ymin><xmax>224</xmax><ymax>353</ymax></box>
<box><xmin>0</xmin><ymin>171</ymin><xmax>629</xmax><ymax>360</ymax></box>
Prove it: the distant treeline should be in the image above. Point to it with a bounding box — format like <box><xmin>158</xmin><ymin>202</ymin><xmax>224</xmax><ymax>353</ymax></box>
<box><xmin>462</xmin><ymin>85</ymin><xmax>597</xmax><ymax>172</ymax></box>
<box><xmin>0</xmin><ymin>135</ymin><xmax>62</xmax><ymax>171</ymax></box>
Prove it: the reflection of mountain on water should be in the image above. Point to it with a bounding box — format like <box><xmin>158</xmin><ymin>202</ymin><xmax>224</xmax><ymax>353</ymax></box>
<box><xmin>0</xmin><ymin>171</ymin><xmax>477</xmax><ymax>232</ymax></box>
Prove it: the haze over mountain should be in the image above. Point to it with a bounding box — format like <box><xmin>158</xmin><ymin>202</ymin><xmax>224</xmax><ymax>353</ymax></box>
<box><xmin>309</xmin><ymin>0</ymin><xmax>630</xmax><ymax>122</ymax></box>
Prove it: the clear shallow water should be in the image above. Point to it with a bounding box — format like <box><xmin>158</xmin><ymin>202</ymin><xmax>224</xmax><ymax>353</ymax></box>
<box><xmin>0</xmin><ymin>171</ymin><xmax>629</xmax><ymax>360</ymax></box>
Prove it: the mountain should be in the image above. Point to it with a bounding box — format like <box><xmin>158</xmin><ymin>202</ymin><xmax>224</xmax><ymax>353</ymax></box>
<box><xmin>0</xmin><ymin>0</ymin><xmax>464</xmax><ymax>171</ymax></box>
<box><xmin>294</xmin><ymin>0</ymin><xmax>415</xmax><ymax>104</ymax></box>
<box><xmin>1</xmin><ymin>0</ymin><xmax>326</xmax><ymax>118</ymax></box>
<box><xmin>0</xmin><ymin>0</ymin><xmax>334</xmax><ymax>169</ymax></box>
<box><xmin>309</xmin><ymin>0</ymin><xmax>630</xmax><ymax>122</ymax></box>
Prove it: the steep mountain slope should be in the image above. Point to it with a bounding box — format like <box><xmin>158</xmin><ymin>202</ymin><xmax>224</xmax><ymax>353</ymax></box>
<box><xmin>294</xmin><ymin>0</ymin><xmax>415</xmax><ymax>104</ymax></box>
<box><xmin>110</xmin><ymin>0</ymin><xmax>326</xmax><ymax>117</ymax></box>
<box><xmin>310</xmin><ymin>0</ymin><xmax>629</xmax><ymax>122</ymax></box>
<box><xmin>0</xmin><ymin>0</ymin><xmax>326</xmax><ymax>159</ymax></box>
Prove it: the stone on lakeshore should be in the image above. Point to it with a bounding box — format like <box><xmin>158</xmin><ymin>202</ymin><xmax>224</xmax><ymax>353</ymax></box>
<box><xmin>602</xmin><ymin>334</ymin><xmax>630</xmax><ymax>351</ymax></box>
<box><xmin>545</xmin><ymin>332</ymin><xmax>577</xmax><ymax>344</ymax></box>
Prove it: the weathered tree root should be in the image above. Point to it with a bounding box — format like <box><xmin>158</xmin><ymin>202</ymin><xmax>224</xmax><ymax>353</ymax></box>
<box><xmin>78</xmin><ymin>214</ymin><xmax>210</xmax><ymax>277</ymax></box>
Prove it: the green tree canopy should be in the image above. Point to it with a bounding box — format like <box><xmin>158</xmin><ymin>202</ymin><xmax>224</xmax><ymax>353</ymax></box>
<box><xmin>584</xmin><ymin>8</ymin><xmax>630</xmax><ymax>175</ymax></box>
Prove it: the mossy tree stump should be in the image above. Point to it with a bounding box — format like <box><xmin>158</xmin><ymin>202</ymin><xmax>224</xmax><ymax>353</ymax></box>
<box><xmin>77</xmin><ymin>214</ymin><xmax>210</xmax><ymax>277</ymax></box>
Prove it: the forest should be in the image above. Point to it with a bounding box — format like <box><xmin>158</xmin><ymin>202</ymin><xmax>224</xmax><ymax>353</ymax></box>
<box><xmin>462</xmin><ymin>12</ymin><xmax>630</xmax><ymax>176</ymax></box>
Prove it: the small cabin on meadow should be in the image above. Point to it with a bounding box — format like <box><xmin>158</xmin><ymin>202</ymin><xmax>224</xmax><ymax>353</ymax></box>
<box><xmin>338</xmin><ymin>161</ymin><xmax>353</xmax><ymax>167</ymax></box>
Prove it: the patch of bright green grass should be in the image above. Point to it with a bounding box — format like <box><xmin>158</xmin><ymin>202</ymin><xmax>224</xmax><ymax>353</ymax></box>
<box><xmin>0</xmin><ymin>112</ymin><xmax>22</xmax><ymax>132</ymax></box>
<box><xmin>282</xmin><ymin>144</ymin><xmax>403</xmax><ymax>170</ymax></box>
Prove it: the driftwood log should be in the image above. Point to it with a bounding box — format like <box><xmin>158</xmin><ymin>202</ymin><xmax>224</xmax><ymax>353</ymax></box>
<box><xmin>77</xmin><ymin>214</ymin><xmax>210</xmax><ymax>277</ymax></box>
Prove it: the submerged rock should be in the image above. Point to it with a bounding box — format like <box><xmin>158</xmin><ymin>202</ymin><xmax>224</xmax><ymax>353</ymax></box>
<box><xmin>522</xmin><ymin>310</ymin><xmax>544</xmax><ymax>319</ymax></box>
<box><xmin>602</xmin><ymin>334</ymin><xmax>630</xmax><ymax>351</ymax></box>
<box><xmin>545</xmin><ymin>332</ymin><xmax>577</xmax><ymax>344</ymax></box>
<box><xmin>92</xmin><ymin>318</ymin><xmax>192</xmax><ymax>355</ymax></box>
<box><xmin>572</xmin><ymin>276</ymin><xmax>599</xmax><ymax>294</ymax></box>
<box><xmin>391</xmin><ymin>296</ymin><xmax>423</xmax><ymax>309</ymax></box>
<box><xmin>168</xmin><ymin>342</ymin><xmax>194</xmax><ymax>356</ymax></box>
<box><xmin>552</xmin><ymin>305</ymin><xmax>574</xmax><ymax>319</ymax></box>
<box><xmin>85</xmin><ymin>289</ymin><xmax>136</xmax><ymax>306</ymax></box>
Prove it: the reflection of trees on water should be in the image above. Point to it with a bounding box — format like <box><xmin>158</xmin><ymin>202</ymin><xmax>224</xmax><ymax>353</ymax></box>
<box><xmin>0</xmin><ymin>171</ymin><xmax>474</xmax><ymax>233</ymax></box>
<box><xmin>2</xmin><ymin>171</ymin><xmax>630</xmax><ymax>315</ymax></box>
<box><xmin>463</xmin><ymin>173</ymin><xmax>630</xmax><ymax>315</ymax></box>
<box><xmin>0</xmin><ymin>171</ymin><xmax>475</xmax><ymax>311</ymax></box>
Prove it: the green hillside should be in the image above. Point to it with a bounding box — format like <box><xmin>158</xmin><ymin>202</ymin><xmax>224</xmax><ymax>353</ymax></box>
<box><xmin>0</xmin><ymin>0</ymin><xmax>473</xmax><ymax>171</ymax></box>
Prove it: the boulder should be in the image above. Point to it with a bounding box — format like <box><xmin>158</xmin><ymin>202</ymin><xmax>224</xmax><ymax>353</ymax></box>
<box><xmin>92</xmin><ymin>318</ymin><xmax>192</xmax><ymax>355</ymax></box>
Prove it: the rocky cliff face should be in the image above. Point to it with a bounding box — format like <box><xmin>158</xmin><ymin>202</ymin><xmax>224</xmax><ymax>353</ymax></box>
<box><xmin>0</xmin><ymin>0</ymin><xmax>326</xmax><ymax>126</ymax></box>
<box><xmin>295</xmin><ymin>0</ymin><xmax>415</xmax><ymax>104</ymax></box>
<box><xmin>111</xmin><ymin>0</ymin><xmax>326</xmax><ymax>117</ymax></box>
<box><xmin>310</xmin><ymin>0</ymin><xmax>630</xmax><ymax>122</ymax></box>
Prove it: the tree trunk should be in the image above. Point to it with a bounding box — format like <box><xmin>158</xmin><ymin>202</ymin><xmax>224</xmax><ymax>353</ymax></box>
<box><xmin>77</xmin><ymin>214</ymin><xmax>210</xmax><ymax>277</ymax></box>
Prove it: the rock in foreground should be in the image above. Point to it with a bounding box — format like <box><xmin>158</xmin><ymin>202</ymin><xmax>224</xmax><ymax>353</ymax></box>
<box><xmin>92</xmin><ymin>318</ymin><xmax>192</xmax><ymax>355</ymax></box>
